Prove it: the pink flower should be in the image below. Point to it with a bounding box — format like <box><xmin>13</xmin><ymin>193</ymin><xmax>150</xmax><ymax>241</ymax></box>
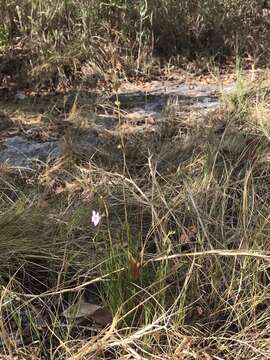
<box><xmin>91</xmin><ymin>210</ymin><xmax>101</xmax><ymax>226</ymax></box>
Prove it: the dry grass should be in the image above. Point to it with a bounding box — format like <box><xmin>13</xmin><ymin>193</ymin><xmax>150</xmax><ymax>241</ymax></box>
<box><xmin>0</xmin><ymin>1</ymin><xmax>269</xmax><ymax>90</ymax></box>
<box><xmin>1</xmin><ymin>72</ymin><xmax>270</xmax><ymax>358</ymax></box>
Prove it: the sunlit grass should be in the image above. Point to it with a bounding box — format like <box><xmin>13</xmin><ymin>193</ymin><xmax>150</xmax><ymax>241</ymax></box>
<box><xmin>1</xmin><ymin>73</ymin><xmax>270</xmax><ymax>358</ymax></box>
<box><xmin>0</xmin><ymin>1</ymin><xmax>269</xmax><ymax>89</ymax></box>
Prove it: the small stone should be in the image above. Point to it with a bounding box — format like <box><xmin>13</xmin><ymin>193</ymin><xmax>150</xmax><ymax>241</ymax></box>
<box><xmin>15</xmin><ymin>91</ymin><xmax>26</xmax><ymax>100</ymax></box>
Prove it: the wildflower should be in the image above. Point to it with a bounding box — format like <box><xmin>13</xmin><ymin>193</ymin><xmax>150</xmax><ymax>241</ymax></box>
<box><xmin>91</xmin><ymin>210</ymin><xmax>101</xmax><ymax>226</ymax></box>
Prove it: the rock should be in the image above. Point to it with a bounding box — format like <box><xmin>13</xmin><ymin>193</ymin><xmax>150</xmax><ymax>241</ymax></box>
<box><xmin>0</xmin><ymin>136</ymin><xmax>60</xmax><ymax>167</ymax></box>
<box><xmin>63</xmin><ymin>301</ymin><xmax>101</xmax><ymax>319</ymax></box>
<box><xmin>15</xmin><ymin>91</ymin><xmax>26</xmax><ymax>100</ymax></box>
<box><xmin>95</xmin><ymin>114</ymin><xmax>117</xmax><ymax>130</ymax></box>
<box><xmin>109</xmin><ymin>82</ymin><xmax>235</xmax><ymax>120</ymax></box>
